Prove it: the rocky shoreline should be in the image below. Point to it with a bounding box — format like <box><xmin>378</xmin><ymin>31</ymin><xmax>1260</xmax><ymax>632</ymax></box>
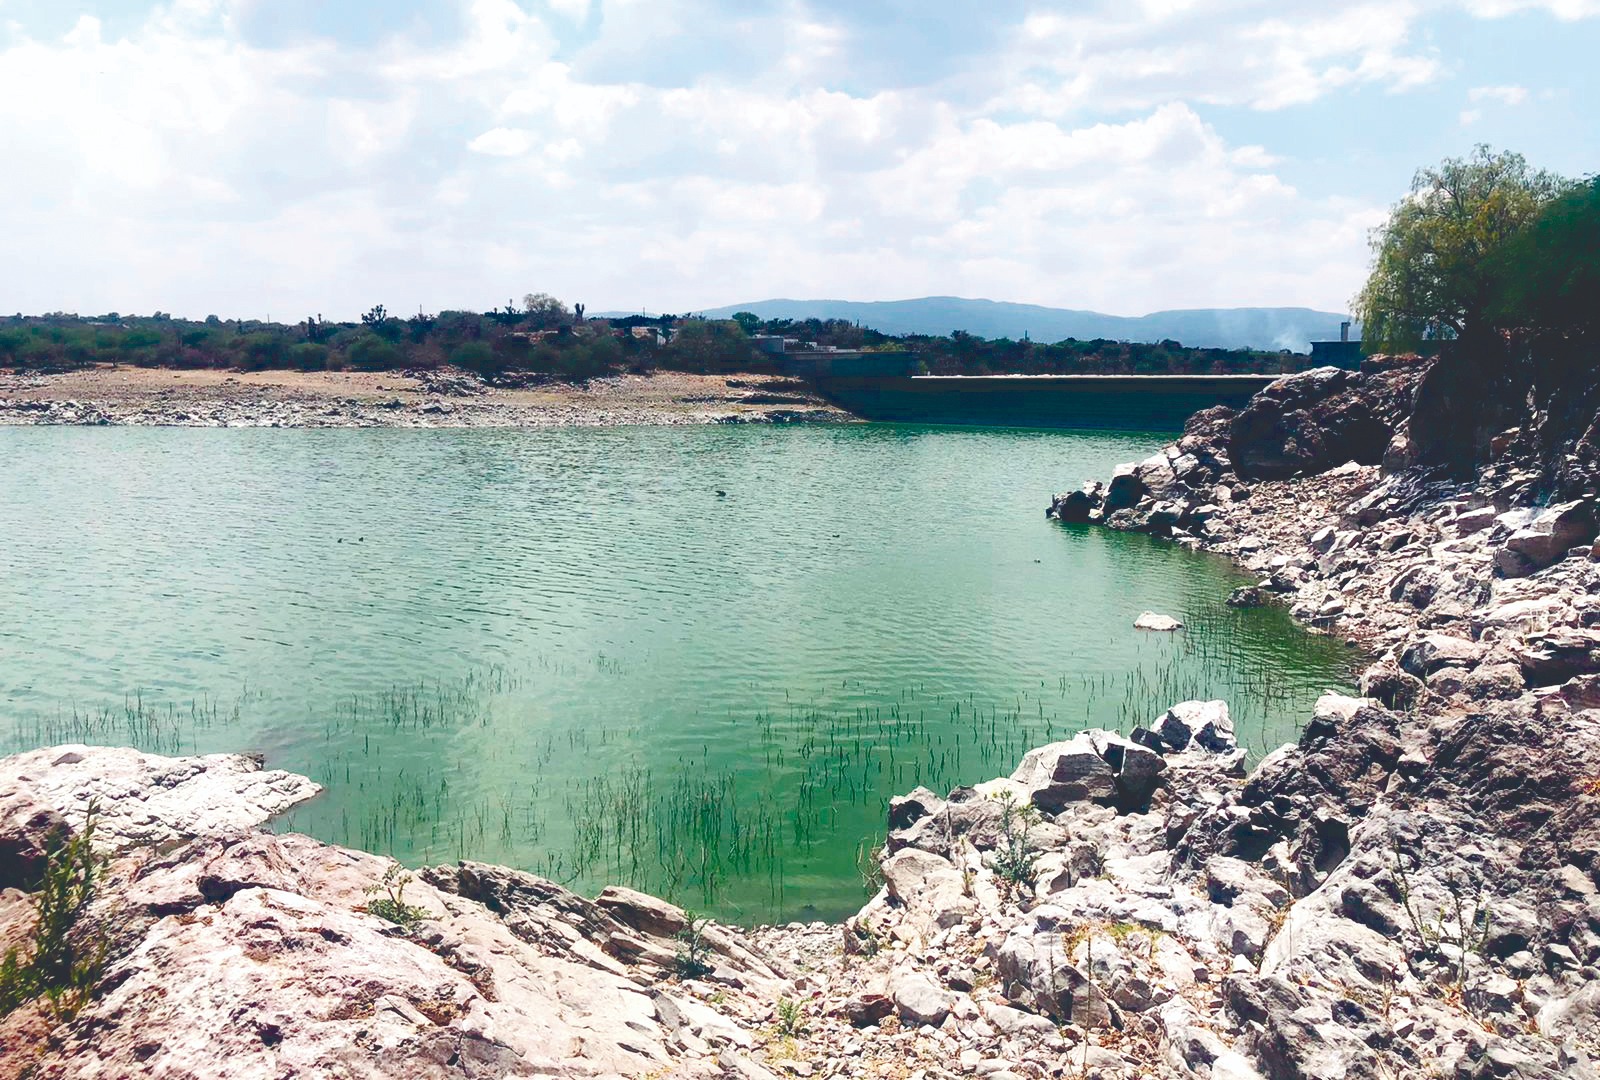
<box><xmin>2</xmin><ymin>358</ymin><xmax>1598</xmax><ymax>1079</ymax></box>
<box><xmin>0</xmin><ymin>367</ymin><xmax>852</xmax><ymax>428</ymax></box>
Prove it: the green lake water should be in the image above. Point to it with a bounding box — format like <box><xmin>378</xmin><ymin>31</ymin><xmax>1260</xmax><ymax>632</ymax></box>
<box><xmin>0</xmin><ymin>424</ymin><xmax>1354</xmax><ymax>923</ymax></box>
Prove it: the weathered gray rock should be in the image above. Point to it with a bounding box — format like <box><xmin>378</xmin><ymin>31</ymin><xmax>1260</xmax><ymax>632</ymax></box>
<box><xmin>878</xmin><ymin>847</ymin><xmax>974</xmax><ymax>931</ymax></box>
<box><xmin>1516</xmin><ymin>627</ymin><xmax>1600</xmax><ymax>684</ymax></box>
<box><xmin>1399</xmin><ymin>633</ymin><xmax>1485</xmax><ymax>677</ymax></box>
<box><xmin>1050</xmin><ymin>482</ymin><xmax>1105</xmax><ymax>523</ymax></box>
<box><xmin>1359</xmin><ymin>661</ymin><xmax>1425</xmax><ymax>710</ymax></box>
<box><xmin>890</xmin><ymin>970</ymin><xmax>954</xmax><ymax>1027</ymax></box>
<box><xmin>1103</xmin><ymin>462</ymin><xmax>1146</xmax><ymax>512</ymax></box>
<box><xmin>0</xmin><ymin>745</ymin><xmax>321</xmax><ymax>855</ymax></box>
<box><xmin>594</xmin><ymin>884</ymin><xmax>688</xmax><ymax>939</ymax></box>
<box><xmin>1496</xmin><ymin>500</ymin><xmax>1596</xmax><ymax>577</ymax></box>
<box><xmin>1135</xmin><ymin>611</ymin><xmax>1185</xmax><ymax>631</ymax></box>
<box><xmin>1149</xmin><ymin>701</ymin><xmax>1237</xmax><ymax>754</ymax></box>
<box><xmin>1462</xmin><ymin>662</ymin><xmax>1527</xmax><ymax>700</ymax></box>
<box><xmin>1009</xmin><ymin>736</ymin><xmax>1116</xmax><ymax>811</ymax></box>
<box><xmin>996</xmin><ymin>919</ymin><xmax>1114</xmax><ymax>1027</ymax></box>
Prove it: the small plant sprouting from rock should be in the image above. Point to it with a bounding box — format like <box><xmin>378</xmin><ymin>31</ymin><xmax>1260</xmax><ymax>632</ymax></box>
<box><xmin>846</xmin><ymin>918</ymin><xmax>881</xmax><ymax>958</ymax></box>
<box><xmin>773</xmin><ymin>996</ymin><xmax>809</xmax><ymax>1039</ymax></box>
<box><xmin>673</xmin><ymin>912</ymin><xmax>715</xmax><ymax>979</ymax></box>
<box><xmin>990</xmin><ymin>792</ymin><xmax>1041</xmax><ymax>899</ymax></box>
<box><xmin>363</xmin><ymin>862</ymin><xmax>430</xmax><ymax>932</ymax></box>
<box><xmin>0</xmin><ymin>802</ymin><xmax>110</xmax><ymax>1023</ymax></box>
<box><xmin>856</xmin><ymin>838</ymin><xmax>885</xmax><ymax>896</ymax></box>
<box><xmin>1388</xmin><ymin>834</ymin><xmax>1494</xmax><ymax>995</ymax></box>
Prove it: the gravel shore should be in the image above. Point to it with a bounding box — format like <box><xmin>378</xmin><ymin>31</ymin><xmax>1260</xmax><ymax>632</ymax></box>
<box><xmin>0</xmin><ymin>366</ymin><xmax>853</xmax><ymax>428</ymax></box>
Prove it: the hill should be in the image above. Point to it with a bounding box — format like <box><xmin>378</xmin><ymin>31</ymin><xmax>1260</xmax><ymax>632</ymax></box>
<box><xmin>685</xmin><ymin>297</ymin><xmax>1349</xmax><ymax>352</ymax></box>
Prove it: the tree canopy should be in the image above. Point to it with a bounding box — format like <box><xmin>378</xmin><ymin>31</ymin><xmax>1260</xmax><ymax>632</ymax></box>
<box><xmin>1488</xmin><ymin>177</ymin><xmax>1600</xmax><ymax>344</ymax></box>
<box><xmin>1354</xmin><ymin>146</ymin><xmax>1570</xmax><ymax>351</ymax></box>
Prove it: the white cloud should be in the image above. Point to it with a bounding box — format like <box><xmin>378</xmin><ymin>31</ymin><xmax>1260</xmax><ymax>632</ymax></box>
<box><xmin>1463</xmin><ymin>0</ymin><xmax>1600</xmax><ymax>17</ymax></box>
<box><xmin>1460</xmin><ymin>83</ymin><xmax>1531</xmax><ymax>124</ymax></box>
<box><xmin>0</xmin><ymin>0</ymin><xmax>1591</xmax><ymax>321</ymax></box>
<box><xmin>468</xmin><ymin>126</ymin><xmax>537</xmax><ymax>155</ymax></box>
<box><xmin>1467</xmin><ymin>84</ymin><xmax>1531</xmax><ymax>104</ymax></box>
<box><xmin>994</xmin><ymin>2</ymin><xmax>1443</xmax><ymax>115</ymax></box>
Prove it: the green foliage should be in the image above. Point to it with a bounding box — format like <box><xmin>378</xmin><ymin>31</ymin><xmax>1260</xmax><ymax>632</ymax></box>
<box><xmin>291</xmin><ymin>342</ymin><xmax>329</xmax><ymax>371</ymax></box>
<box><xmin>119</xmin><ymin>328</ymin><xmax>162</xmax><ymax>352</ymax></box>
<box><xmin>0</xmin><ymin>304</ymin><xmax>1302</xmax><ymax>379</ymax></box>
<box><xmin>522</xmin><ymin>292</ymin><xmax>569</xmax><ymax>325</ymax></box>
<box><xmin>664</xmin><ymin>319</ymin><xmax>753</xmax><ymax>372</ymax></box>
<box><xmin>450</xmin><ymin>340</ymin><xmax>498</xmax><ymax>375</ymax></box>
<box><xmin>673</xmin><ymin>912</ymin><xmax>715</xmax><ymax>979</ymax></box>
<box><xmin>1388</xmin><ymin>834</ymin><xmax>1493</xmax><ymax>995</ymax></box>
<box><xmin>990</xmin><ymin>792</ymin><xmax>1041</xmax><ymax>897</ymax></box>
<box><xmin>855</xmin><ymin>838</ymin><xmax>885</xmax><ymax>896</ymax></box>
<box><xmin>239</xmin><ymin>332</ymin><xmax>288</xmax><ymax>370</ymax></box>
<box><xmin>1355</xmin><ymin>146</ymin><xmax>1570</xmax><ymax>350</ymax></box>
<box><xmin>347</xmin><ymin>334</ymin><xmax>404</xmax><ymax>371</ymax></box>
<box><xmin>773</xmin><ymin>996</ymin><xmax>809</xmax><ymax>1039</ymax></box>
<box><xmin>1488</xmin><ymin>177</ymin><xmax>1600</xmax><ymax>342</ymax></box>
<box><xmin>0</xmin><ymin>803</ymin><xmax>110</xmax><ymax>1023</ymax></box>
<box><xmin>846</xmin><ymin>918</ymin><xmax>881</xmax><ymax>957</ymax></box>
<box><xmin>363</xmin><ymin>863</ymin><xmax>430</xmax><ymax>932</ymax></box>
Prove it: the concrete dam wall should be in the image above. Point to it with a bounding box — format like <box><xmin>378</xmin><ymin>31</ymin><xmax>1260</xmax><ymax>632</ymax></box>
<box><xmin>815</xmin><ymin>374</ymin><xmax>1279</xmax><ymax>431</ymax></box>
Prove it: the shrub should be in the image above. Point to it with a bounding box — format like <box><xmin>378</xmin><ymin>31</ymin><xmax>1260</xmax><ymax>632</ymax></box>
<box><xmin>239</xmin><ymin>332</ymin><xmax>288</xmax><ymax>370</ymax></box>
<box><xmin>347</xmin><ymin>334</ymin><xmax>405</xmax><ymax>370</ymax></box>
<box><xmin>773</xmin><ymin>996</ymin><xmax>809</xmax><ymax>1038</ymax></box>
<box><xmin>990</xmin><ymin>793</ymin><xmax>1041</xmax><ymax>898</ymax></box>
<box><xmin>673</xmin><ymin>912</ymin><xmax>715</xmax><ymax>978</ymax></box>
<box><xmin>450</xmin><ymin>340</ymin><xmax>497</xmax><ymax>375</ymax></box>
<box><xmin>362</xmin><ymin>863</ymin><xmax>430</xmax><ymax>932</ymax></box>
<box><xmin>0</xmin><ymin>804</ymin><xmax>110</xmax><ymax>1022</ymax></box>
<box><xmin>291</xmin><ymin>343</ymin><xmax>329</xmax><ymax>371</ymax></box>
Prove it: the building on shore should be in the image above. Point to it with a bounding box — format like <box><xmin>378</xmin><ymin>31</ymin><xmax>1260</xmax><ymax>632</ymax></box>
<box><xmin>1308</xmin><ymin>321</ymin><xmax>1362</xmax><ymax>368</ymax></box>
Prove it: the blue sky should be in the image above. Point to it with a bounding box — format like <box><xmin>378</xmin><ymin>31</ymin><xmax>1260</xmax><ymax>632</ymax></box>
<box><xmin>1</xmin><ymin>0</ymin><xmax>1594</xmax><ymax>320</ymax></box>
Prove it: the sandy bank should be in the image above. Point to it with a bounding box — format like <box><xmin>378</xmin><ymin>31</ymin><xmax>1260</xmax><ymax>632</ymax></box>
<box><xmin>0</xmin><ymin>366</ymin><xmax>853</xmax><ymax>428</ymax></box>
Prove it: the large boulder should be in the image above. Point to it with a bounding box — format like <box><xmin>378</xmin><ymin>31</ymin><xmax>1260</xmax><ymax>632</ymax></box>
<box><xmin>1229</xmin><ymin>367</ymin><xmax>1412</xmax><ymax>481</ymax></box>
<box><xmin>1009</xmin><ymin>736</ymin><xmax>1117</xmax><ymax>811</ymax></box>
<box><xmin>1495</xmin><ymin>499</ymin><xmax>1596</xmax><ymax>577</ymax></box>
<box><xmin>996</xmin><ymin>914</ymin><xmax>1114</xmax><ymax>1027</ymax></box>
<box><xmin>1050</xmin><ymin>482</ymin><xmax>1104</xmax><ymax>523</ymax></box>
<box><xmin>1142</xmin><ymin>700</ymin><xmax>1237</xmax><ymax>755</ymax></box>
<box><xmin>1103</xmin><ymin>462</ymin><xmax>1147</xmax><ymax>512</ymax></box>
<box><xmin>1515</xmin><ymin>628</ymin><xmax>1600</xmax><ymax>685</ymax></box>
<box><xmin>1398</xmin><ymin>634</ymin><xmax>1484</xmax><ymax>678</ymax></box>
<box><xmin>889</xmin><ymin>970</ymin><xmax>954</xmax><ymax>1027</ymax></box>
<box><xmin>0</xmin><ymin>745</ymin><xmax>321</xmax><ymax>856</ymax></box>
<box><xmin>1133</xmin><ymin>453</ymin><xmax>1180</xmax><ymax>498</ymax></box>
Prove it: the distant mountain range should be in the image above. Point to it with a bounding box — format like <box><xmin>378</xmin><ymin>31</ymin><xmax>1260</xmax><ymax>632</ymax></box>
<box><xmin>670</xmin><ymin>297</ymin><xmax>1352</xmax><ymax>353</ymax></box>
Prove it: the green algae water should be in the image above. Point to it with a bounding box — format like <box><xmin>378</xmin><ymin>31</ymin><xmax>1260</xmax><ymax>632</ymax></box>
<box><xmin>0</xmin><ymin>424</ymin><xmax>1353</xmax><ymax>922</ymax></box>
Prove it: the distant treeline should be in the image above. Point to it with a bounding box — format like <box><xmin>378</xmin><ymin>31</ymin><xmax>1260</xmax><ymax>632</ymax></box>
<box><xmin>1</xmin><ymin>294</ymin><xmax>1303</xmax><ymax>380</ymax></box>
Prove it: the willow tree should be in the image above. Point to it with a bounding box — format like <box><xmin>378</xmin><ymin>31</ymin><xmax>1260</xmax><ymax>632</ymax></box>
<box><xmin>1354</xmin><ymin>146</ymin><xmax>1568</xmax><ymax>352</ymax></box>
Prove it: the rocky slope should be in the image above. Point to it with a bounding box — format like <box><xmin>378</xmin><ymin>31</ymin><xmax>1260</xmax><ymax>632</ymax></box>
<box><xmin>1041</xmin><ymin>354</ymin><xmax>1600</xmax><ymax>1077</ymax></box>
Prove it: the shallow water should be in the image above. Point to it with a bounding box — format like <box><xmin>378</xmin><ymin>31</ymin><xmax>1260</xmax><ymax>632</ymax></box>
<box><xmin>0</xmin><ymin>424</ymin><xmax>1353</xmax><ymax>922</ymax></box>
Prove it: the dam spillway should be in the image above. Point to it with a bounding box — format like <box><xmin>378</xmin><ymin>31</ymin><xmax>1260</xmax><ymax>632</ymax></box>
<box><xmin>814</xmin><ymin>373</ymin><xmax>1280</xmax><ymax>430</ymax></box>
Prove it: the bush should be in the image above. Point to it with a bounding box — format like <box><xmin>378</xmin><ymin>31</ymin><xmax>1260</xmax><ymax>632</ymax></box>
<box><xmin>239</xmin><ymin>332</ymin><xmax>288</xmax><ymax>370</ymax></box>
<box><xmin>450</xmin><ymin>340</ymin><xmax>497</xmax><ymax>375</ymax></box>
<box><xmin>291</xmin><ymin>343</ymin><xmax>329</xmax><ymax>371</ymax></box>
<box><xmin>0</xmin><ymin>804</ymin><xmax>109</xmax><ymax>1022</ymax></box>
<box><xmin>362</xmin><ymin>863</ymin><xmax>430</xmax><ymax>932</ymax></box>
<box><xmin>673</xmin><ymin>913</ymin><xmax>715</xmax><ymax>978</ymax></box>
<box><xmin>347</xmin><ymin>334</ymin><xmax>405</xmax><ymax>370</ymax></box>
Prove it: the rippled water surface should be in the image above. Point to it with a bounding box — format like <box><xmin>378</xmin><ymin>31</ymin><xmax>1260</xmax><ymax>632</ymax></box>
<box><xmin>0</xmin><ymin>424</ymin><xmax>1354</xmax><ymax>921</ymax></box>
